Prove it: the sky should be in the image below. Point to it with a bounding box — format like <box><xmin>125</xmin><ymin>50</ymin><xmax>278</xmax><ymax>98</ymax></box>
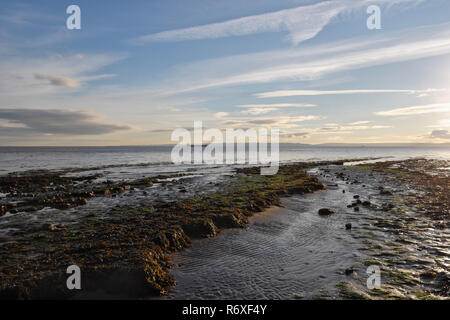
<box><xmin>0</xmin><ymin>0</ymin><xmax>450</xmax><ymax>146</ymax></box>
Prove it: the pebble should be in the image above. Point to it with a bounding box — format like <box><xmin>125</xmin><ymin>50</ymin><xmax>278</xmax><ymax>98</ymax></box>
<box><xmin>345</xmin><ymin>268</ymin><xmax>355</xmax><ymax>275</ymax></box>
<box><xmin>318</xmin><ymin>208</ymin><xmax>336</xmax><ymax>215</ymax></box>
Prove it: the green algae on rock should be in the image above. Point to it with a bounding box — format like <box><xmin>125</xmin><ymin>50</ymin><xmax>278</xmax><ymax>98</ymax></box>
<box><xmin>0</xmin><ymin>162</ymin><xmax>325</xmax><ymax>299</ymax></box>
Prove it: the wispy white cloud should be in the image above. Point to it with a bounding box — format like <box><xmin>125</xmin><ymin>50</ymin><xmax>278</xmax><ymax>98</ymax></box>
<box><xmin>133</xmin><ymin>0</ymin><xmax>420</xmax><ymax>46</ymax></box>
<box><xmin>279</xmin><ymin>122</ymin><xmax>393</xmax><ymax>140</ymax></box>
<box><xmin>349</xmin><ymin>121</ymin><xmax>371</xmax><ymax>125</ymax></box>
<box><xmin>151</xmin><ymin>22</ymin><xmax>450</xmax><ymax>94</ymax></box>
<box><xmin>134</xmin><ymin>1</ymin><xmax>343</xmax><ymax>45</ymax></box>
<box><xmin>239</xmin><ymin>108</ymin><xmax>278</xmax><ymax>115</ymax></box>
<box><xmin>316</xmin><ymin>124</ymin><xmax>392</xmax><ymax>133</ymax></box>
<box><xmin>0</xmin><ymin>5</ymin><xmax>58</xmax><ymax>26</ymax></box>
<box><xmin>375</xmin><ymin>103</ymin><xmax>450</xmax><ymax>116</ymax></box>
<box><xmin>222</xmin><ymin>115</ymin><xmax>319</xmax><ymax>128</ymax></box>
<box><xmin>238</xmin><ymin>103</ymin><xmax>316</xmax><ymax>115</ymax></box>
<box><xmin>427</xmin><ymin>119</ymin><xmax>450</xmax><ymax>128</ymax></box>
<box><xmin>255</xmin><ymin>88</ymin><xmax>444</xmax><ymax>98</ymax></box>
<box><xmin>238</xmin><ymin>103</ymin><xmax>316</xmax><ymax>108</ymax></box>
<box><xmin>214</xmin><ymin>112</ymin><xmax>229</xmax><ymax>118</ymax></box>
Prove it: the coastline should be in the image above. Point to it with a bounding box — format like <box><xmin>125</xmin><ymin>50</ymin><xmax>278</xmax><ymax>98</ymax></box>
<box><xmin>0</xmin><ymin>161</ymin><xmax>333</xmax><ymax>298</ymax></box>
<box><xmin>167</xmin><ymin>159</ymin><xmax>449</xmax><ymax>299</ymax></box>
<box><xmin>0</xmin><ymin>159</ymin><xmax>448</xmax><ymax>299</ymax></box>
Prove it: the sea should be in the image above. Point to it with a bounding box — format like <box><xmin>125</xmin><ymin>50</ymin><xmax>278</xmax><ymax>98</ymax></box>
<box><xmin>0</xmin><ymin>144</ymin><xmax>449</xmax><ymax>175</ymax></box>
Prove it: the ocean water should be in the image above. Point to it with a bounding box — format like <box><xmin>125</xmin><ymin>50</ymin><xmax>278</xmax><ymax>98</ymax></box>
<box><xmin>0</xmin><ymin>145</ymin><xmax>449</xmax><ymax>175</ymax></box>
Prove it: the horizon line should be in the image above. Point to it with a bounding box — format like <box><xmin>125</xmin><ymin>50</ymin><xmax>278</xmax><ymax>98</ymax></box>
<box><xmin>0</xmin><ymin>142</ymin><xmax>449</xmax><ymax>148</ymax></box>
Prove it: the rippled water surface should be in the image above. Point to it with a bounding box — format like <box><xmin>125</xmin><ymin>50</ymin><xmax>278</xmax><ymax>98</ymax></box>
<box><xmin>168</xmin><ymin>169</ymin><xmax>368</xmax><ymax>299</ymax></box>
<box><xmin>167</xmin><ymin>166</ymin><xmax>449</xmax><ymax>299</ymax></box>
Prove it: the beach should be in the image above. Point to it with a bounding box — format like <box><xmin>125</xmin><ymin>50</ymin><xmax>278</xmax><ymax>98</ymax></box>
<box><xmin>0</xmin><ymin>147</ymin><xmax>449</xmax><ymax>299</ymax></box>
<box><xmin>170</xmin><ymin>159</ymin><xmax>449</xmax><ymax>299</ymax></box>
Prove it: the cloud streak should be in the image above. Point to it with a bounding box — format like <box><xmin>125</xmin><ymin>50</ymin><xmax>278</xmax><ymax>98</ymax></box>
<box><xmin>238</xmin><ymin>103</ymin><xmax>316</xmax><ymax>108</ymax></box>
<box><xmin>152</xmin><ymin>22</ymin><xmax>450</xmax><ymax>94</ymax></box>
<box><xmin>238</xmin><ymin>103</ymin><xmax>317</xmax><ymax>115</ymax></box>
<box><xmin>349</xmin><ymin>121</ymin><xmax>371</xmax><ymax>125</ymax></box>
<box><xmin>133</xmin><ymin>0</ymin><xmax>419</xmax><ymax>46</ymax></box>
<box><xmin>278</xmin><ymin>122</ymin><xmax>393</xmax><ymax>140</ymax></box>
<box><xmin>214</xmin><ymin>112</ymin><xmax>229</xmax><ymax>118</ymax></box>
<box><xmin>427</xmin><ymin>119</ymin><xmax>450</xmax><ymax>128</ymax></box>
<box><xmin>222</xmin><ymin>115</ymin><xmax>318</xmax><ymax>128</ymax></box>
<box><xmin>255</xmin><ymin>88</ymin><xmax>444</xmax><ymax>98</ymax></box>
<box><xmin>375</xmin><ymin>103</ymin><xmax>450</xmax><ymax>116</ymax></box>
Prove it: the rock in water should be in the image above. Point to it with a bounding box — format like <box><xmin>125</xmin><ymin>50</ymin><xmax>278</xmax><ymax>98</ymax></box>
<box><xmin>0</xmin><ymin>205</ymin><xmax>6</xmax><ymax>216</ymax></box>
<box><xmin>318</xmin><ymin>208</ymin><xmax>336</xmax><ymax>215</ymax></box>
<box><xmin>182</xmin><ymin>218</ymin><xmax>218</xmax><ymax>238</ymax></box>
<box><xmin>345</xmin><ymin>268</ymin><xmax>355</xmax><ymax>275</ymax></box>
<box><xmin>292</xmin><ymin>292</ymin><xmax>305</xmax><ymax>299</ymax></box>
<box><xmin>345</xmin><ymin>223</ymin><xmax>352</xmax><ymax>230</ymax></box>
<box><xmin>43</xmin><ymin>223</ymin><xmax>57</xmax><ymax>231</ymax></box>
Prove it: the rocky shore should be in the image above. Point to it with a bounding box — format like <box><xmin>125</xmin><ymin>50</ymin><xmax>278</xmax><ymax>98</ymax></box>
<box><xmin>0</xmin><ymin>158</ymin><xmax>448</xmax><ymax>299</ymax></box>
<box><xmin>0</xmin><ymin>161</ymin><xmax>333</xmax><ymax>299</ymax></box>
<box><xmin>323</xmin><ymin>159</ymin><xmax>449</xmax><ymax>299</ymax></box>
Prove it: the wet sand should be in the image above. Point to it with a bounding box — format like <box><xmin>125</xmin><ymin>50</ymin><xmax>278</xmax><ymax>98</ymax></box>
<box><xmin>168</xmin><ymin>163</ymin><xmax>449</xmax><ymax>300</ymax></box>
<box><xmin>0</xmin><ymin>161</ymin><xmax>327</xmax><ymax>298</ymax></box>
<box><xmin>1</xmin><ymin>159</ymin><xmax>448</xmax><ymax>299</ymax></box>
